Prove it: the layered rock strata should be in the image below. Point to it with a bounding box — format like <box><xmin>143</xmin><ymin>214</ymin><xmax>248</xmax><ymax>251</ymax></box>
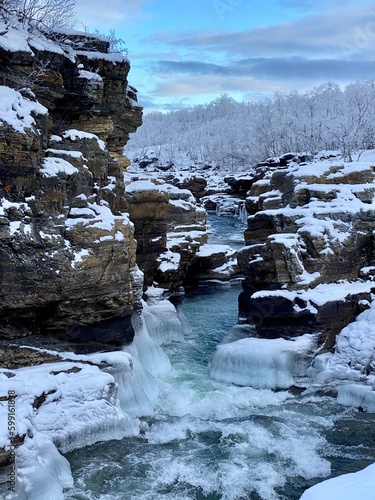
<box><xmin>238</xmin><ymin>155</ymin><xmax>375</xmax><ymax>349</ymax></box>
<box><xmin>187</xmin><ymin>243</ymin><xmax>240</xmax><ymax>284</ymax></box>
<box><xmin>0</xmin><ymin>26</ymin><xmax>142</xmax><ymax>344</ymax></box>
<box><xmin>124</xmin><ymin>177</ymin><xmax>208</xmax><ymax>292</ymax></box>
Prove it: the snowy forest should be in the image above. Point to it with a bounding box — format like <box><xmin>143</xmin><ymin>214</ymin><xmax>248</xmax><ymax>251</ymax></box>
<box><xmin>128</xmin><ymin>81</ymin><xmax>375</xmax><ymax>170</ymax></box>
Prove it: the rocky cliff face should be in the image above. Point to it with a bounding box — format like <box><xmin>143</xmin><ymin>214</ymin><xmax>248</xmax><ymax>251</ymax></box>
<box><xmin>238</xmin><ymin>153</ymin><xmax>375</xmax><ymax>350</ymax></box>
<box><xmin>124</xmin><ymin>177</ymin><xmax>208</xmax><ymax>293</ymax></box>
<box><xmin>0</xmin><ymin>26</ymin><xmax>143</xmax><ymax>345</ymax></box>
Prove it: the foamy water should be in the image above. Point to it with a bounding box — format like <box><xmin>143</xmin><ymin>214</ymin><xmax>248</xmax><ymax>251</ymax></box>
<box><xmin>64</xmin><ymin>215</ymin><xmax>375</xmax><ymax>499</ymax></box>
<box><xmin>63</xmin><ymin>283</ymin><xmax>374</xmax><ymax>500</ymax></box>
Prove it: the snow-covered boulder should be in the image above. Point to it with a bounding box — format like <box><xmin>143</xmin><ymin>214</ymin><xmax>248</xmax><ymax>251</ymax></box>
<box><xmin>300</xmin><ymin>462</ymin><xmax>375</xmax><ymax>500</ymax></box>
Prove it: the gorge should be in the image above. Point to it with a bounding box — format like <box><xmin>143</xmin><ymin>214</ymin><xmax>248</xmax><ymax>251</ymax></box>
<box><xmin>0</xmin><ymin>19</ymin><xmax>375</xmax><ymax>500</ymax></box>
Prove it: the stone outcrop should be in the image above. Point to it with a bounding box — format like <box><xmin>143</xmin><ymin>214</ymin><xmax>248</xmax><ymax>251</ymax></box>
<box><xmin>238</xmin><ymin>155</ymin><xmax>375</xmax><ymax>347</ymax></box>
<box><xmin>162</xmin><ymin>173</ymin><xmax>207</xmax><ymax>201</ymax></box>
<box><xmin>124</xmin><ymin>179</ymin><xmax>170</xmax><ymax>289</ymax></box>
<box><xmin>0</xmin><ymin>29</ymin><xmax>142</xmax><ymax>153</ymax></box>
<box><xmin>124</xmin><ymin>177</ymin><xmax>208</xmax><ymax>292</ymax></box>
<box><xmin>187</xmin><ymin>244</ymin><xmax>240</xmax><ymax>284</ymax></box>
<box><xmin>0</xmin><ymin>26</ymin><xmax>143</xmax><ymax>345</ymax></box>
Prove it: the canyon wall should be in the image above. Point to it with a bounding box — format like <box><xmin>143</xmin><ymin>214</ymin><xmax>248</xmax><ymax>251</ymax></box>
<box><xmin>237</xmin><ymin>154</ymin><xmax>375</xmax><ymax>350</ymax></box>
<box><xmin>0</xmin><ymin>27</ymin><xmax>143</xmax><ymax>345</ymax></box>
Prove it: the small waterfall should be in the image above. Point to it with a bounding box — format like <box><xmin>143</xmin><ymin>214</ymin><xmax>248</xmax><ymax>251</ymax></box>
<box><xmin>128</xmin><ymin>308</ymin><xmax>172</xmax><ymax>378</ymax></box>
<box><xmin>239</xmin><ymin>201</ymin><xmax>248</xmax><ymax>223</ymax></box>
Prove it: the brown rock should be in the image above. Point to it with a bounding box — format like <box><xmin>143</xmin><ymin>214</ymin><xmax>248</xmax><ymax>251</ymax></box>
<box><xmin>0</xmin><ymin>28</ymin><xmax>143</xmax><ymax>345</ymax></box>
<box><xmin>239</xmin><ymin>155</ymin><xmax>375</xmax><ymax>353</ymax></box>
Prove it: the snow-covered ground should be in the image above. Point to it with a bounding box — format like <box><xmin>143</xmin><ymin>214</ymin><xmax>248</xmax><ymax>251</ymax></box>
<box><xmin>300</xmin><ymin>462</ymin><xmax>375</xmax><ymax>500</ymax></box>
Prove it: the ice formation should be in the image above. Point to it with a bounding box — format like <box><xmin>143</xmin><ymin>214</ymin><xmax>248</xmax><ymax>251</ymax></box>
<box><xmin>129</xmin><ymin>308</ymin><xmax>172</xmax><ymax>378</ymax></box>
<box><xmin>16</xmin><ymin>433</ymin><xmax>73</xmax><ymax>500</ymax></box>
<box><xmin>142</xmin><ymin>297</ymin><xmax>187</xmax><ymax>345</ymax></box>
<box><xmin>0</xmin><ymin>347</ymin><xmax>163</xmax><ymax>499</ymax></box>
<box><xmin>307</xmin><ymin>299</ymin><xmax>375</xmax><ymax>412</ymax></box>
<box><xmin>337</xmin><ymin>384</ymin><xmax>375</xmax><ymax>412</ymax></box>
<box><xmin>209</xmin><ymin>334</ymin><xmax>318</xmax><ymax>389</ymax></box>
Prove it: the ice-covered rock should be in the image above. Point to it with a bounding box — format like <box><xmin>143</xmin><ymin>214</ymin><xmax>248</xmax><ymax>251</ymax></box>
<box><xmin>310</xmin><ymin>299</ymin><xmax>375</xmax><ymax>375</ymax></box>
<box><xmin>305</xmin><ymin>300</ymin><xmax>375</xmax><ymax>411</ymax></box>
<box><xmin>209</xmin><ymin>334</ymin><xmax>317</xmax><ymax>389</ymax></box>
<box><xmin>16</xmin><ymin>433</ymin><xmax>73</xmax><ymax>500</ymax></box>
<box><xmin>0</xmin><ymin>348</ymin><xmax>160</xmax><ymax>498</ymax></box>
<box><xmin>336</xmin><ymin>384</ymin><xmax>375</xmax><ymax>412</ymax></box>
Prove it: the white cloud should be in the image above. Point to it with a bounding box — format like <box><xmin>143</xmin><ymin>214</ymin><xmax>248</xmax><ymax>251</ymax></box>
<box><xmin>153</xmin><ymin>74</ymin><xmax>282</xmax><ymax>98</ymax></box>
<box><xmin>75</xmin><ymin>0</ymin><xmax>152</xmax><ymax>30</ymax></box>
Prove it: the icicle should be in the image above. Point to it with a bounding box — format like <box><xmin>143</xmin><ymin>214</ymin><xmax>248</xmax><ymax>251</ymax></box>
<box><xmin>129</xmin><ymin>309</ymin><xmax>172</xmax><ymax>378</ymax></box>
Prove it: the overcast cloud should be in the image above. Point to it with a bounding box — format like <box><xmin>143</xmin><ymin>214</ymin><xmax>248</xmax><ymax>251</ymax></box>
<box><xmin>75</xmin><ymin>0</ymin><xmax>152</xmax><ymax>30</ymax></box>
<box><xmin>156</xmin><ymin>57</ymin><xmax>375</xmax><ymax>82</ymax></box>
<box><xmin>145</xmin><ymin>5</ymin><xmax>375</xmax><ymax>59</ymax></box>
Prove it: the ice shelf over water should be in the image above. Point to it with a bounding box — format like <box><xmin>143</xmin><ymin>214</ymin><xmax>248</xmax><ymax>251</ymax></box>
<box><xmin>209</xmin><ymin>334</ymin><xmax>318</xmax><ymax>389</ymax></box>
<box><xmin>0</xmin><ymin>295</ymin><xmax>189</xmax><ymax>500</ymax></box>
<box><xmin>0</xmin><ymin>353</ymin><xmax>142</xmax><ymax>499</ymax></box>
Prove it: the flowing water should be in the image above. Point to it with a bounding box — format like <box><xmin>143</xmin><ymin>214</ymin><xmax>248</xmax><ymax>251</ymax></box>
<box><xmin>64</xmin><ymin>214</ymin><xmax>375</xmax><ymax>500</ymax></box>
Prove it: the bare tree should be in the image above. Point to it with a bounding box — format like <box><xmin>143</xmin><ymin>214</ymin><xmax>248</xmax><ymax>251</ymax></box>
<box><xmin>2</xmin><ymin>0</ymin><xmax>77</xmax><ymax>30</ymax></box>
<box><xmin>92</xmin><ymin>28</ymin><xmax>128</xmax><ymax>56</ymax></box>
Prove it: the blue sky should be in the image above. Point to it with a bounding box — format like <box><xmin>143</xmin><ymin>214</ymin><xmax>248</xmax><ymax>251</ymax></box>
<box><xmin>75</xmin><ymin>0</ymin><xmax>375</xmax><ymax>112</ymax></box>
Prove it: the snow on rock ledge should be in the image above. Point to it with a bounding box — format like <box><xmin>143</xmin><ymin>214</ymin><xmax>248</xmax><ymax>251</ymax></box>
<box><xmin>0</xmin><ymin>86</ymin><xmax>47</xmax><ymax>133</ymax></box>
<box><xmin>188</xmin><ymin>243</ymin><xmax>241</xmax><ymax>282</ymax></box>
<box><xmin>209</xmin><ymin>334</ymin><xmax>318</xmax><ymax>389</ymax></box>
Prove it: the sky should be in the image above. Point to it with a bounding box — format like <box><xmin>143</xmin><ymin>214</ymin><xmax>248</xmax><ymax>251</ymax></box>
<box><xmin>74</xmin><ymin>0</ymin><xmax>375</xmax><ymax>112</ymax></box>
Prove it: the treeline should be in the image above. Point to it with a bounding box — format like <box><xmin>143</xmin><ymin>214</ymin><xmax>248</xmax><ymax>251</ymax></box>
<box><xmin>127</xmin><ymin>81</ymin><xmax>375</xmax><ymax>171</ymax></box>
